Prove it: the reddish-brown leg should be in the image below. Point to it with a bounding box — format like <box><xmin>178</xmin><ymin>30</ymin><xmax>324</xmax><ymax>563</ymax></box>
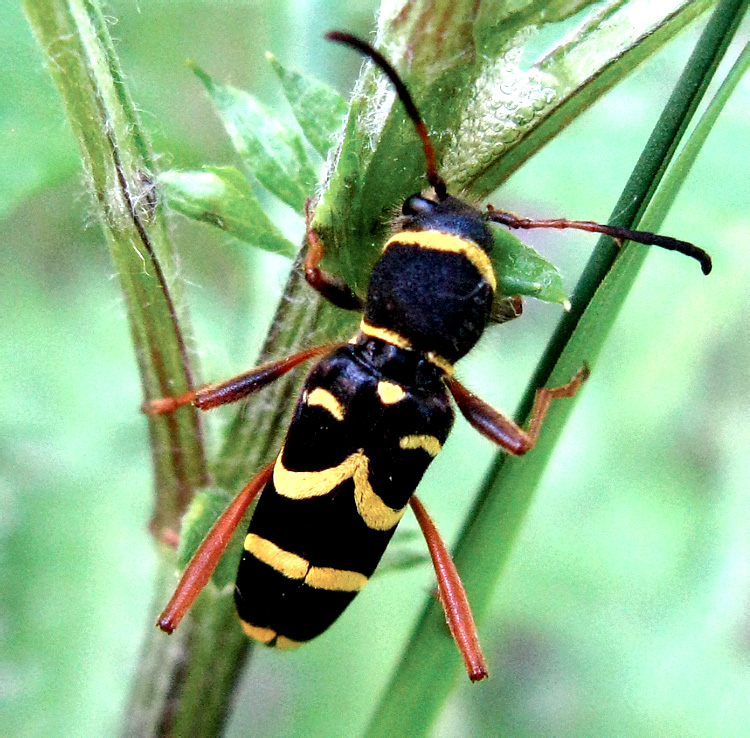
<box><xmin>143</xmin><ymin>344</ymin><xmax>337</xmax><ymax>415</ymax></box>
<box><xmin>446</xmin><ymin>365</ymin><xmax>589</xmax><ymax>455</ymax></box>
<box><xmin>485</xmin><ymin>205</ymin><xmax>711</xmax><ymax>275</ymax></box>
<box><xmin>157</xmin><ymin>460</ymin><xmax>275</xmax><ymax>634</ymax></box>
<box><xmin>410</xmin><ymin>494</ymin><xmax>488</xmax><ymax>682</ymax></box>
<box><xmin>304</xmin><ymin>199</ymin><xmax>363</xmax><ymax>310</ymax></box>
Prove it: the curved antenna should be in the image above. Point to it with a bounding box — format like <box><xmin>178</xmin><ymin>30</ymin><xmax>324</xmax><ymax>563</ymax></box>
<box><xmin>327</xmin><ymin>31</ymin><xmax>447</xmax><ymax>200</ymax></box>
<box><xmin>486</xmin><ymin>207</ymin><xmax>712</xmax><ymax>274</ymax></box>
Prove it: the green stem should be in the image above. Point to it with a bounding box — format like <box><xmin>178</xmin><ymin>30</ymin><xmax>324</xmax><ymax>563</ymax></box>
<box><xmin>22</xmin><ymin>0</ymin><xmax>219</xmax><ymax>733</ymax></box>
<box><xmin>23</xmin><ymin>0</ymin><xmax>206</xmax><ymax>532</ymax></box>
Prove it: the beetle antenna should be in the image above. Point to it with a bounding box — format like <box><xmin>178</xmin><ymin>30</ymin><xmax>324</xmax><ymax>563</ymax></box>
<box><xmin>486</xmin><ymin>207</ymin><xmax>712</xmax><ymax>274</ymax></box>
<box><xmin>327</xmin><ymin>31</ymin><xmax>448</xmax><ymax>200</ymax></box>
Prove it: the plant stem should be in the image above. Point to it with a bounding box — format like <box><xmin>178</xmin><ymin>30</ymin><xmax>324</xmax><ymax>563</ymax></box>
<box><xmin>24</xmin><ymin>0</ymin><xmax>206</xmax><ymax>534</ymax></box>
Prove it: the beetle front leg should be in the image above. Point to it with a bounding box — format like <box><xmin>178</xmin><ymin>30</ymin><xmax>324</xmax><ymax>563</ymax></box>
<box><xmin>304</xmin><ymin>199</ymin><xmax>363</xmax><ymax>311</ymax></box>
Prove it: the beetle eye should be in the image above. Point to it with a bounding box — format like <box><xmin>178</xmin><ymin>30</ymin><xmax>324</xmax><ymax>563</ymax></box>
<box><xmin>402</xmin><ymin>195</ymin><xmax>436</xmax><ymax>216</ymax></box>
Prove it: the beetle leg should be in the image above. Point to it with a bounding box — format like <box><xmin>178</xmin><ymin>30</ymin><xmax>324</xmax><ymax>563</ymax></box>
<box><xmin>157</xmin><ymin>460</ymin><xmax>275</xmax><ymax>634</ymax></box>
<box><xmin>143</xmin><ymin>343</ymin><xmax>337</xmax><ymax>414</ymax></box>
<box><xmin>446</xmin><ymin>365</ymin><xmax>589</xmax><ymax>455</ymax></box>
<box><xmin>304</xmin><ymin>199</ymin><xmax>363</xmax><ymax>311</ymax></box>
<box><xmin>410</xmin><ymin>494</ymin><xmax>488</xmax><ymax>682</ymax></box>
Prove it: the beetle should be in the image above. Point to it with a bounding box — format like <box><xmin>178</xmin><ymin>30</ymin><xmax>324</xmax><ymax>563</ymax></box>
<box><xmin>147</xmin><ymin>31</ymin><xmax>711</xmax><ymax>681</ymax></box>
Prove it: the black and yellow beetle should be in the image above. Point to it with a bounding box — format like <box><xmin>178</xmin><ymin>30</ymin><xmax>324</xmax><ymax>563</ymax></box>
<box><xmin>148</xmin><ymin>32</ymin><xmax>711</xmax><ymax>681</ymax></box>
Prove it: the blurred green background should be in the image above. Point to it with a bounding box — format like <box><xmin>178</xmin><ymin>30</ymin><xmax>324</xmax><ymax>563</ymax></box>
<box><xmin>2</xmin><ymin>1</ymin><xmax>749</xmax><ymax>735</ymax></box>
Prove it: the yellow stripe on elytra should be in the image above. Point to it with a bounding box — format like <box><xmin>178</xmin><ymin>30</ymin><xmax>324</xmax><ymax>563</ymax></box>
<box><xmin>399</xmin><ymin>434</ymin><xmax>442</xmax><ymax>457</ymax></box>
<box><xmin>377</xmin><ymin>381</ymin><xmax>405</xmax><ymax>405</ymax></box>
<box><xmin>359</xmin><ymin>320</ymin><xmax>411</xmax><ymax>350</ymax></box>
<box><xmin>240</xmin><ymin>621</ymin><xmax>277</xmax><ymax>643</ymax></box>
<box><xmin>244</xmin><ymin>531</ymin><xmax>369</xmax><ymax>591</ymax></box>
<box><xmin>275</xmin><ymin>636</ymin><xmax>304</xmax><ymax>650</ymax></box>
<box><xmin>244</xmin><ymin>533</ymin><xmax>309</xmax><ymax>580</ymax></box>
<box><xmin>306</xmin><ymin>387</ymin><xmax>345</xmax><ymax>421</ymax></box>
<box><xmin>274</xmin><ymin>453</ymin><xmax>361</xmax><ymax>500</ymax></box>
<box><xmin>384</xmin><ymin>231</ymin><xmax>497</xmax><ymax>291</ymax></box>
<box><xmin>306</xmin><ymin>566</ymin><xmax>368</xmax><ymax>592</ymax></box>
<box><xmin>274</xmin><ymin>451</ymin><xmax>406</xmax><ymax>531</ymax></box>
<box><xmin>240</xmin><ymin>621</ymin><xmax>304</xmax><ymax>649</ymax></box>
<box><xmin>352</xmin><ymin>453</ymin><xmax>407</xmax><ymax>531</ymax></box>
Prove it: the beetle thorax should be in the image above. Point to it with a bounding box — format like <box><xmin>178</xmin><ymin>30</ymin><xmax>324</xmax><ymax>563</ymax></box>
<box><xmin>362</xmin><ymin>195</ymin><xmax>496</xmax><ymax>366</ymax></box>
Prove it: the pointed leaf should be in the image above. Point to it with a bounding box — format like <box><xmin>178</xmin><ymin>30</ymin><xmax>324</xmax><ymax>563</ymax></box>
<box><xmin>191</xmin><ymin>63</ymin><xmax>316</xmax><ymax>212</ymax></box>
<box><xmin>491</xmin><ymin>228</ymin><xmax>569</xmax><ymax>305</ymax></box>
<box><xmin>159</xmin><ymin>167</ymin><xmax>297</xmax><ymax>257</ymax></box>
<box><xmin>267</xmin><ymin>52</ymin><xmax>348</xmax><ymax>158</ymax></box>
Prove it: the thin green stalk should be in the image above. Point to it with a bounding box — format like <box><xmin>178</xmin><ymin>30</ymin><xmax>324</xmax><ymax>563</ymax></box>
<box><xmin>23</xmin><ymin>0</ymin><xmax>205</xmax><ymax>532</ymax></box>
<box><xmin>647</xmin><ymin>41</ymin><xmax>750</xmax><ymax>224</ymax></box>
<box><xmin>21</xmin><ymin>0</ymin><xmax>233</xmax><ymax>733</ymax></box>
<box><xmin>367</xmin><ymin>0</ymin><xmax>748</xmax><ymax>734</ymax></box>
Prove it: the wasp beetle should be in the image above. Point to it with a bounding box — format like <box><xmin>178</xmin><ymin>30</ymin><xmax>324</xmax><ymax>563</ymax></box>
<box><xmin>148</xmin><ymin>31</ymin><xmax>711</xmax><ymax>681</ymax></box>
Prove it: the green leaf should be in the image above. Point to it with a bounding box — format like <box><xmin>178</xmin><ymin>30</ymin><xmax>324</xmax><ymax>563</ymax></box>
<box><xmin>159</xmin><ymin>167</ymin><xmax>297</xmax><ymax>258</ymax></box>
<box><xmin>460</xmin><ymin>0</ymin><xmax>715</xmax><ymax>198</ymax></box>
<box><xmin>176</xmin><ymin>488</ymin><xmax>225</xmax><ymax>571</ymax></box>
<box><xmin>267</xmin><ymin>52</ymin><xmax>348</xmax><ymax>158</ymax></box>
<box><xmin>491</xmin><ymin>228</ymin><xmax>569</xmax><ymax>305</ymax></box>
<box><xmin>367</xmin><ymin>1</ymin><xmax>748</xmax><ymax>734</ymax></box>
<box><xmin>313</xmin><ymin>0</ymin><xmax>712</xmax><ymax>295</ymax></box>
<box><xmin>191</xmin><ymin>63</ymin><xmax>317</xmax><ymax>212</ymax></box>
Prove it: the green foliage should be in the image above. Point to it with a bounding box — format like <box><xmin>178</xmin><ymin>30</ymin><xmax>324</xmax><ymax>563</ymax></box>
<box><xmin>267</xmin><ymin>52</ymin><xmax>349</xmax><ymax>158</ymax></box>
<box><xmin>166</xmin><ymin>54</ymin><xmax>570</xmax><ymax>309</ymax></box>
<box><xmin>191</xmin><ymin>63</ymin><xmax>317</xmax><ymax>212</ymax></box>
<box><xmin>8</xmin><ymin>0</ymin><xmax>750</xmax><ymax>736</ymax></box>
<box><xmin>159</xmin><ymin>167</ymin><xmax>297</xmax><ymax>257</ymax></box>
<box><xmin>492</xmin><ymin>229</ymin><xmax>569</xmax><ymax>305</ymax></box>
<box><xmin>176</xmin><ymin>487</ymin><xmax>242</xmax><ymax>586</ymax></box>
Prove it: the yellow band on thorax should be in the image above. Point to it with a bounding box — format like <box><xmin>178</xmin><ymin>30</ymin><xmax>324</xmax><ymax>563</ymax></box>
<box><xmin>359</xmin><ymin>320</ymin><xmax>411</xmax><ymax>350</ymax></box>
<box><xmin>357</xmin><ymin>321</ymin><xmax>454</xmax><ymax>376</ymax></box>
<box><xmin>383</xmin><ymin>231</ymin><xmax>496</xmax><ymax>291</ymax></box>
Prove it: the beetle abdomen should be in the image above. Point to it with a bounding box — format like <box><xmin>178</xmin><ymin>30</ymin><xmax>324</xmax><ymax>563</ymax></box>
<box><xmin>234</xmin><ymin>343</ymin><xmax>453</xmax><ymax>647</ymax></box>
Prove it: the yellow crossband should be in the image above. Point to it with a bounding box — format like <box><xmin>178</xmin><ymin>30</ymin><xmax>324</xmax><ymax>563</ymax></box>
<box><xmin>240</xmin><ymin>621</ymin><xmax>304</xmax><ymax>649</ymax></box>
<box><xmin>241</xmin><ymin>621</ymin><xmax>277</xmax><ymax>643</ymax></box>
<box><xmin>426</xmin><ymin>351</ymin><xmax>453</xmax><ymax>375</ymax></box>
<box><xmin>377</xmin><ymin>381</ymin><xmax>406</xmax><ymax>404</ymax></box>
<box><xmin>275</xmin><ymin>636</ymin><xmax>304</xmax><ymax>650</ymax></box>
<box><xmin>359</xmin><ymin>322</ymin><xmax>453</xmax><ymax>374</ymax></box>
<box><xmin>275</xmin><ymin>450</ymin><xmax>406</xmax><ymax>531</ymax></box>
<box><xmin>399</xmin><ymin>434</ymin><xmax>442</xmax><ymax>457</ymax></box>
<box><xmin>352</xmin><ymin>453</ymin><xmax>407</xmax><ymax>531</ymax></box>
<box><xmin>384</xmin><ymin>231</ymin><xmax>497</xmax><ymax>291</ymax></box>
<box><xmin>244</xmin><ymin>532</ymin><xmax>369</xmax><ymax>591</ymax></box>
<box><xmin>306</xmin><ymin>387</ymin><xmax>345</xmax><ymax>421</ymax></box>
<box><xmin>359</xmin><ymin>320</ymin><xmax>411</xmax><ymax>349</ymax></box>
<box><xmin>274</xmin><ymin>453</ymin><xmax>361</xmax><ymax>500</ymax></box>
<box><xmin>244</xmin><ymin>533</ymin><xmax>309</xmax><ymax>580</ymax></box>
<box><xmin>305</xmin><ymin>566</ymin><xmax>368</xmax><ymax>592</ymax></box>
